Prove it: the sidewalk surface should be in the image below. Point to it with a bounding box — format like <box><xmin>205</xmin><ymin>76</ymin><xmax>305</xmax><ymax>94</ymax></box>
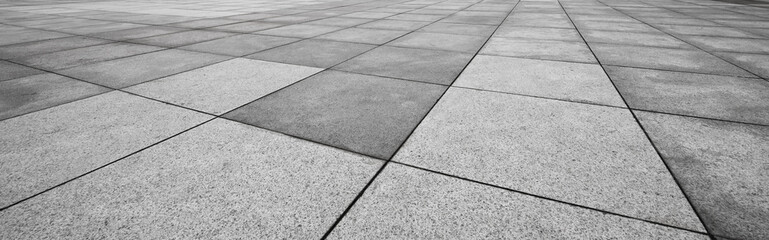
<box><xmin>1</xmin><ymin>0</ymin><xmax>767</xmax><ymax>239</ymax></box>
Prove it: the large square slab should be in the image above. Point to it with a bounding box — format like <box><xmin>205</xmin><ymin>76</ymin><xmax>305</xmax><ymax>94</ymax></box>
<box><xmin>0</xmin><ymin>119</ymin><xmax>382</xmax><ymax>239</ymax></box>
<box><xmin>0</xmin><ymin>29</ymin><xmax>70</xmax><ymax>46</ymax></box>
<box><xmin>0</xmin><ymin>36</ymin><xmax>110</xmax><ymax>59</ymax></box>
<box><xmin>224</xmin><ymin>70</ymin><xmax>446</xmax><ymax>159</ymax></box>
<box><xmin>357</xmin><ymin>19</ymin><xmax>430</xmax><ymax>31</ymax></box>
<box><xmin>0</xmin><ymin>73</ymin><xmax>110</xmax><ymax>120</ymax></box>
<box><xmin>208</xmin><ymin>21</ymin><xmax>283</xmax><ymax>33</ymax></box>
<box><xmin>682</xmin><ymin>36</ymin><xmax>769</xmax><ymax>54</ymax></box>
<box><xmin>89</xmin><ymin>26</ymin><xmax>186</xmax><ymax>41</ymax></box>
<box><xmin>637</xmin><ymin>111</ymin><xmax>769</xmax><ymax>240</ymax></box>
<box><xmin>247</xmin><ymin>39</ymin><xmax>376</xmax><ymax>68</ymax></box>
<box><xmin>715</xmin><ymin>52</ymin><xmax>769</xmax><ymax>79</ymax></box>
<box><xmin>180</xmin><ymin>34</ymin><xmax>298</xmax><ymax>56</ymax></box>
<box><xmin>581</xmin><ymin>29</ymin><xmax>692</xmax><ymax>49</ymax></box>
<box><xmin>591</xmin><ymin>43</ymin><xmax>754</xmax><ymax>77</ymax></box>
<box><xmin>607</xmin><ymin>66</ymin><xmax>769</xmax><ymax>125</ymax></box>
<box><xmin>393</xmin><ymin>87</ymin><xmax>704</xmax><ymax>231</ymax></box>
<box><xmin>481</xmin><ymin>37</ymin><xmax>597</xmax><ymax>63</ymax></box>
<box><xmin>126</xmin><ymin>58</ymin><xmax>321</xmax><ymax>114</ymax></box>
<box><xmin>15</xmin><ymin>42</ymin><xmax>161</xmax><ymax>70</ymax></box>
<box><xmin>0</xmin><ymin>91</ymin><xmax>210</xmax><ymax>208</ymax></box>
<box><xmin>419</xmin><ymin>22</ymin><xmax>497</xmax><ymax>36</ymax></box>
<box><xmin>334</xmin><ymin>46</ymin><xmax>473</xmax><ymax>85</ymax></box>
<box><xmin>454</xmin><ymin>55</ymin><xmax>625</xmax><ymax>106</ymax></box>
<box><xmin>493</xmin><ymin>26</ymin><xmax>582</xmax><ymax>42</ymax></box>
<box><xmin>256</xmin><ymin>24</ymin><xmax>342</xmax><ymax>38</ymax></box>
<box><xmin>130</xmin><ymin>30</ymin><xmax>235</xmax><ymax>47</ymax></box>
<box><xmin>328</xmin><ymin>164</ymin><xmax>708</xmax><ymax>239</ymax></box>
<box><xmin>0</xmin><ymin>60</ymin><xmax>43</xmax><ymax>81</ymax></box>
<box><xmin>315</xmin><ymin>27</ymin><xmax>408</xmax><ymax>44</ymax></box>
<box><xmin>387</xmin><ymin>32</ymin><xmax>487</xmax><ymax>53</ymax></box>
<box><xmin>59</xmin><ymin>49</ymin><xmax>230</xmax><ymax>88</ymax></box>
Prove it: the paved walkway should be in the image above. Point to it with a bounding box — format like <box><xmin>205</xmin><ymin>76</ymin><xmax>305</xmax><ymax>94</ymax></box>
<box><xmin>1</xmin><ymin>0</ymin><xmax>768</xmax><ymax>239</ymax></box>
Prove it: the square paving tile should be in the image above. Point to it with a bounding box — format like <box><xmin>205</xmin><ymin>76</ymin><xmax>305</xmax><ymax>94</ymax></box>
<box><xmin>170</xmin><ymin>18</ymin><xmax>243</xmax><ymax>29</ymax></box>
<box><xmin>494</xmin><ymin>26</ymin><xmax>582</xmax><ymax>41</ymax></box>
<box><xmin>334</xmin><ymin>46</ymin><xmax>474</xmax><ymax>85</ymax></box>
<box><xmin>0</xmin><ymin>29</ymin><xmax>71</xmax><ymax>46</ymax></box>
<box><xmin>0</xmin><ymin>73</ymin><xmax>110</xmax><ymax>120</ymax></box>
<box><xmin>657</xmin><ymin>25</ymin><xmax>761</xmax><ymax>38</ymax></box>
<box><xmin>387</xmin><ymin>32</ymin><xmax>487</xmax><ymax>53</ymax></box>
<box><xmin>714</xmin><ymin>52</ymin><xmax>769</xmax><ymax>79</ymax></box>
<box><xmin>0</xmin><ymin>91</ymin><xmax>210</xmax><ymax>208</ymax></box>
<box><xmin>89</xmin><ymin>26</ymin><xmax>186</xmax><ymax>40</ymax></box>
<box><xmin>393</xmin><ymin>87</ymin><xmax>704</xmax><ymax>231</ymax></box>
<box><xmin>386</xmin><ymin>13</ymin><xmax>444</xmax><ymax>22</ymax></box>
<box><xmin>224</xmin><ymin>70</ymin><xmax>446</xmax><ymax>159</ymax></box>
<box><xmin>256</xmin><ymin>24</ymin><xmax>342</xmax><ymax>38</ymax></box>
<box><xmin>0</xmin><ymin>60</ymin><xmax>43</xmax><ymax>81</ymax></box>
<box><xmin>0</xmin><ymin>118</ymin><xmax>381</xmax><ymax>238</ymax></box>
<box><xmin>683</xmin><ymin>36</ymin><xmax>769</xmax><ymax>54</ymax></box>
<box><xmin>127</xmin><ymin>58</ymin><xmax>321</xmax><ymax>114</ymax></box>
<box><xmin>305</xmin><ymin>17</ymin><xmax>373</xmax><ymax>27</ymax></box>
<box><xmin>582</xmin><ymin>29</ymin><xmax>693</xmax><ymax>49</ymax></box>
<box><xmin>591</xmin><ymin>43</ymin><xmax>754</xmax><ymax>77</ymax></box>
<box><xmin>481</xmin><ymin>37</ymin><xmax>597</xmax><ymax>63</ymax></box>
<box><xmin>130</xmin><ymin>30</ymin><xmax>235</xmax><ymax>47</ymax></box>
<box><xmin>440</xmin><ymin>14</ymin><xmax>505</xmax><ymax>26</ymax></box>
<box><xmin>575</xmin><ymin>21</ymin><xmax>660</xmax><ymax>33</ymax></box>
<box><xmin>637</xmin><ymin>111</ymin><xmax>769</xmax><ymax>240</ymax></box>
<box><xmin>180</xmin><ymin>34</ymin><xmax>298</xmax><ymax>56</ymax></box>
<box><xmin>455</xmin><ymin>55</ymin><xmax>625</xmax><ymax>106</ymax></box>
<box><xmin>418</xmin><ymin>22</ymin><xmax>497</xmax><ymax>36</ymax></box>
<box><xmin>328</xmin><ymin>164</ymin><xmax>709</xmax><ymax>239</ymax></box>
<box><xmin>315</xmin><ymin>27</ymin><xmax>408</xmax><ymax>44</ymax></box>
<box><xmin>247</xmin><ymin>39</ymin><xmax>376</xmax><ymax>68</ymax></box>
<box><xmin>359</xmin><ymin>19</ymin><xmax>429</xmax><ymax>30</ymax></box>
<box><xmin>59</xmin><ymin>49</ymin><xmax>230</xmax><ymax>88</ymax></box>
<box><xmin>607</xmin><ymin>66</ymin><xmax>769</xmax><ymax>125</ymax></box>
<box><xmin>0</xmin><ymin>36</ymin><xmax>111</xmax><ymax>59</ymax></box>
<box><xmin>208</xmin><ymin>21</ymin><xmax>283</xmax><ymax>33</ymax></box>
<box><xmin>15</xmin><ymin>42</ymin><xmax>161</xmax><ymax>70</ymax></box>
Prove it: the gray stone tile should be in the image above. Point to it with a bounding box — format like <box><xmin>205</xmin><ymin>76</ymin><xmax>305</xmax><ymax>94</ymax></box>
<box><xmin>130</xmin><ymin>30</ymin><xmax>235</xmax><ymax>47</ymax></box>
<box><xmin>127</xmin><ymin>58</ymin><xmax>321</xmax><ymax>114</ymax></box>
<box><xmin>393</xmin><ymin>87</ymin><xmax>705</xmax><ymax>231</ymax></box>
<box><xmin>715</xmin><ymin>52</ymin><xmax>769</xmax><ymax>79</ymax></box>
<box><xmin>494</xmin><ymin>26</ymin><xmax>582</xmax><ymax>41</ymax></box>
<box><xmin>15</xmin><ymin>43</ymin><xmax>161</xmax><ymax>70</ymax></box>
<box><xmin>591</xmin><ymin>44</ymin><xmax>754</xmax><ymax>77</ymax></box>
<box><xmin>481</xmin><ymin>37</ymin><xmax>597</xmax><ymax>63</ymax></box>
<box><xmin>89</xmin><ymin>26</ymin><xmax>186</xmax><ymax>41</ymax></box>
<box><xmin>169</xmin><ymin>18</ymin><xmax>242</xmax><ymax>28</ymax></box>
<box><xmin>208</xmin><ymin>21</ymin><xmax>283</xmax><ymax>33</ymax></box>
<box><xmin>505</xmin><ymin>16</ymin><xmax>574</xmax><ymax>29</ymax></box>
<box><xmin>455</xmin><ymin>55</ymin><xmax>625</xmax><ymax>106</ymax></box>
<box><xmin>180</xmin><ymin>34</ymin><xmax>298</xmax><ymax>56</ymax></box>
<box><xmin>575</xmin><ymin>21</ymin><xmax>660</xmax><ymax>33</ymax></box>
<box><xmin>0</xmin><ymin>60</ymin><xmax>43</xmax><ymax>81</ymax></box>
<box><xmin>0</xmin><ymin>118</ymin><xmax>381</xmax><ymax>238</ymax></box>
<box><xmin>658</xmin><ymin>25</ymin><xmax>761</xmax><ymax>38</ymax></box>
<box><xmin>315</xmin><ymin>27</ymin><xmax>408</xmax><ymax>44</ymax></box>
<box><xmin>357</xmin><ymin>19</ymin><xmax>430</xmax><ymax>31</ymax></box>
<box><xmin>334</xmin><ymin>46</ymin><xmax>473</xmax><ymax>85</ymax></box>
<box><xmin>305</xmin><ymin>17</ymin><xmax>373</xmax><ymax>27</ymax></box>
<box><xmin>440</xmin><ymin>14</ymin><xmax>505</xmax><ymax>26</ymax></box>
<box><xmin>261</xmin><ymin>15</ymin><xmax>319</xmax><ymax>24</ymax></box>
<box><xmin>582</xmin><ymin>30</ymin><xmax>693</xmax><ymax>49</ymax></box>
<box><xmin>0</xmin><ymin>91</ymin><xmax>210</xmax><ymax>208</ymax></box>
<box><xmin>342</xmin><ymin>11</ymin><xmax>397</xmax><ymax>19</ymax></box>
<box><xmin>682</xmin><ymin>36</ymin><xmax>769</xmax><ymax>54</ymax></box>
<box><xmin>386</xmin><ymin>13</ymin><xmax>444</xmax><ymax>22</ymax></box>
<box><xmin>247</xmin><ymin>39</ymin><xmax>376</xmax><ymax>68</ymax></box>
<box><xmin>637</xmin><ymin>111</ymin><xmax>769</xmax><ymax>240</ymax></box>
<box><xmin>0</xmin><ymin>73</ymin><xmax>109</xmax><ymax>120</ymax></box>
<box><xmin>607</xmin><ymin>66</ymin><xmax>769</xmax><ymax>125</ymax></box>
<box><xmin>388</xmin><ymin>32</ymin><xmax>487</xmax><ymax>53</ymax></box>
<box><xmin>0</xmin><ymin>29</ymin><xmax>71</xmax><ymax>46</ymax></box>
<box><xmin>256</xmin><ymin>24</ymin><xmax>342</xmax><ymax>38</ymax></box>
<box><xmin>418</xmin><ymin>22</ymin><xmax>496</xmax><ymax>36</ymax></box>
<box><xmin>59</xmin><ymin>49</ymin><xmax>230</xmax><ymax>88</ymax></box>
<box><xmin>58</xmin><ymin>22</ymin><xmax>147</xmax><ymax>35</ymax></box>
<box><xmin>328</xmin><ymin>164</ymin><xmax>709</xmax><ymax>239</ymax></box>
<box><xmin>224</xmin><ymin>70</ymin><xmax>446</xmax><ymax>159</ymax></box>
<box><xmin>0</xmin><ymin>36</ymin><xmax>111</xmax><ymax>59</ymax></box>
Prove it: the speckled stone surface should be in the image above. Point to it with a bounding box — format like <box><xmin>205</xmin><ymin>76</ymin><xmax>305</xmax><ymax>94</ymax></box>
<box><xmin>0</xmin><ymin>73</ymin><xmax>110</xmax><ymax>120</ymax></box>
<box><xmin>0</xmin><ymin>91</ymin><xmax>210</xmax><ymax>208</ymax></box>
<box><xmin>0</xmin><ymin>119</ymin><xmax>382</xmax><ymax>239</ymax></box>
<box><xmin>393</xmin><ymin>87</ymin><xmax>704</xmax><ymax>231</ymax></box>
<box><xmin>327</xmin><ymin>164</ymin><xmax>709</xmax><ymax>240</ymax></box>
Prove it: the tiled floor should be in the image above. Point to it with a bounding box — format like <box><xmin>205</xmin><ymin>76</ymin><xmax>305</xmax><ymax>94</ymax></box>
<box><xmin>0</xmin><ymin>0</ymin><xmax>767</xmax><ymax>239</ymax></box>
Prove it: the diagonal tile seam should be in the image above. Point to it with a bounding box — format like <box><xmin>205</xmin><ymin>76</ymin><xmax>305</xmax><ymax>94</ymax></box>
<box><xmin>318</xmin><ymin>1</ymin><xmax>524</xmax><ymax>239</ymax></box>
<box><xmin>560</xmin><ymin>1</ymin><xmax>716</xmax><ymax>239</ymax></box>
<box><xmin>389</xmin><ymin>160</ymin><xmax>711</xmax><ymax>236</ymax></box>
<box><xmin>597</xmin><ymin>0</ymin><xmax>769</xmax><ymax>83</ymax></box>
<box><xmin>662</xmin><ymin>0</ymin><xmax>769</xmax><ymax>19</ymax></box>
